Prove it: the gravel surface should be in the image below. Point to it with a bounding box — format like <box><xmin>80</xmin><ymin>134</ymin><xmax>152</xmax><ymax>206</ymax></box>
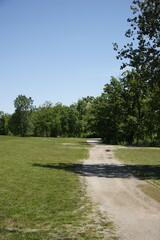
<box><xmin>83</xmin><ymin>140</ymin><xmax>160</xmax><ymax>240</ymax></box>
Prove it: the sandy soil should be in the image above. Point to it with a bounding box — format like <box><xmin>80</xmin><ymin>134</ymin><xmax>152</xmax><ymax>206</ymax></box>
<box><xmin>83</xmin><ymin>140</ymin><xmax>160</xmax><ymax>240</ymax></box>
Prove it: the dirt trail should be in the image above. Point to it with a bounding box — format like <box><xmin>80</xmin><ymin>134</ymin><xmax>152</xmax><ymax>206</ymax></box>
<box><xmin>83</xmin><ymin>140</ymin><xmax>160</xmax><ymax>240</ymax></box>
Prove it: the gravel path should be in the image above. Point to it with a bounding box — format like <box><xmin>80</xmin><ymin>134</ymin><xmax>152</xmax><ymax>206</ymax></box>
<box><xmin>83</xmin><ymin>140</ymin><xmax>160</xmax><ymax>240</ymax></box>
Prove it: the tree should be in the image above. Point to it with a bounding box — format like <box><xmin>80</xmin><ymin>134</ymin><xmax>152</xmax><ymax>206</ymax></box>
<box><xmin>9</xmin><ymin>95</ymin><xmax>34</xmax><ymax>136</ymax></box>
<box><xmin>114</xmin><ymin>0</ymin><xmax>160</xmax><ymax>85</ymax></box>
<box><xmin>68</xmin><ymin>106</ymin><xmax>79</xmax><ymax>137</ymax></box>
<box><xmin>94</xmin><ymin>71</ymin><xmax>152</xmax><ymax>145</ymax></box>
<box><xmin>113</xmin><ymin>0</ymin><xmax>160</xmax><ymax>145</ymax></box>
<box><xmin>76</xmin><ymin>97</ymin><xmax>96</xmax><ymax>137</ymax></box>
<box><xmin>0</xmin><ymin>112</ymin><xmax>11</xmax><ymax>135</ymax></box>
<box><xmin>0</xmin><ymin>111</ymin><xmax>5</xmax><ymax>134</ymax></box>
<box><xmin>95</xmin><ymin>77</ymin><xmax>126</xmax><ymax>144</ymax></box>
<box><xmin>32</xmin><ymin>102</ymin><xmax>55</xmax><ymax>137</ymax></box>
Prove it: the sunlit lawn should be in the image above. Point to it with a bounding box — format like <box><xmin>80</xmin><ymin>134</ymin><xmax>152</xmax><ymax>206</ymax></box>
<box><xmin>0</xmin><ymin>136</ymin><xmax>117</xmax><ymax>240</ymax></box>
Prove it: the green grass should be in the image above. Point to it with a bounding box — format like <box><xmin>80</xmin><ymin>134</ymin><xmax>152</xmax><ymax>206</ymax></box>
<box><xmin>114</xmin><ymin>148</ymin><xmax>160</xmax><ymax>166</ymax></box>
<box><xmin>114</xmin><ymin>148</ymin><xmax>160</xmax><ymax>202</ymax></box>
<box><xmin>0</xmin><ymin>136</ymin><xmax>117</xmax><ymax>240</ymax></box>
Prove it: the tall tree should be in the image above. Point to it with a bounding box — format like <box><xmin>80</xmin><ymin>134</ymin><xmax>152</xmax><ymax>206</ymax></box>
<box><xmin>114</xmin><ymin>0</ymin><xmax>160</xmax><ymax>85</ymax></box>
<box><xmin>0</xmin><ymin>112</ymin><xmax>11</xmax><ymax>135</ymax></box>
<box><xmin>0</xmin><ymin>111</ymin><xmax>6</xmax><ymax>135</ymax></box>
<box><xmin>95</xmin><ymin>77</ymin><xmax>125</xmax><ymax>144</ymax></box>
<box><xmin>76</xmin><ymin>97</ymin><xmax>96</xmax><ymax>137</ymax></box>
<box><xmin>94</xmin><ymin>71</ymin><xmax>152</xmax><ymax>145</ymax></box>
<box><xmin>113</xmin><ymin>0</ymin><xmax>160</xmax><ymax>145</ymax></box>
<box><xmin>9</xmin><ymin>95</ymin><xmax>34</xmax><ymax>136</ymax></box>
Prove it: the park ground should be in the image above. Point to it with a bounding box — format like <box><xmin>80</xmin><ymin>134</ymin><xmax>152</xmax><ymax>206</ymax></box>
<box><xmin>0</xmin><ymin>136</ymin><xmax>160</xmax><ymax>239</ymax></box>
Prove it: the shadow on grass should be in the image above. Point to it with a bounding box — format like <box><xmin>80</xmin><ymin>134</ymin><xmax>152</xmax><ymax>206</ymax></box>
<box><xmin>32</xmin><ymin>163</ymin><xmax>160</xmax><ymax>180</ymax></box>
<box><xmin>0</xmin><ymin>228</ymin><xmax>19</xmax><ymax>233</ymax></box>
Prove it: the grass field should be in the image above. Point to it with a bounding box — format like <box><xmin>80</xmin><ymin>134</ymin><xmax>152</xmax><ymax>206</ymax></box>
<box><xmin>114</xmin><ymin>148</ymin><xmax>160</xmax><ymax>202</ymax></box>
<box><xmin>0</xmin><ymin>136</ymin><xmax>117</xmax><ymax>240</ymax></box>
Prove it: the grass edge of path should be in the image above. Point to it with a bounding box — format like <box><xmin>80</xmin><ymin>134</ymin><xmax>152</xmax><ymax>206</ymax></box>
<box><xmin>113</xmin><ymin>147</ymin><xmax>160</xmax><ymax>203</ymax></box>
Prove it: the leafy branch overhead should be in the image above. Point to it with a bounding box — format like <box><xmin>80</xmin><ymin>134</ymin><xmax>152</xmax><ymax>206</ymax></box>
<box><xmin>113</xmin><ymin>0</ymin><xmax>160</xmax><ymax>86</ymax></box>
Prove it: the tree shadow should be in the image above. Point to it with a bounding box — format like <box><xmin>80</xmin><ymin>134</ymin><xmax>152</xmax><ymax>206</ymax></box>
<box><xmin>0</xmin><ymin>228</ymin><xmax>19</xmax><ymax>233</ymax></box>
<box><xmin>32</xmin><ymin>163</ymin><xmax>160</xmax><ymax>180</ymax></box>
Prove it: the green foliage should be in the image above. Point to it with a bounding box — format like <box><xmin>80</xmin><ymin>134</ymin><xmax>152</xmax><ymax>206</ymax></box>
<box><xmin>31</xmin><ymin>97</ymin><xmax>97</xmax><ymax>138</ymax></box>
<box><xmin>110</xmin><ymin>0</ymin><xmax>160</xmax><ymax>145</ymax></box>
<box><xmin>76</xmin><ymin>96</ymin><xmax>97</xmax><ymax>137</ymax></box>
<box><xmin>14</xmin><ymin>95</ymin><xmax>34</xmax><ymax>112</ymax></box>
<box><xmin>92</xmin><ymin>78</ymin><xmax>124</xmax><ymax>143</ymax></box>
<box><xmin>0</xmin><ymin>112</ymin><xmax>11</xmax><ymax>135</ymax></box>
<box><xmin>32</xmin><ymin>102</ymin><xmax>79</xmax><ymax>137</ymax></box>
<box><xmin>94</xmin><ymin>70</ymin><xmax>160</xmax><ymax>145</ymax></box>
<box><xmin>114</xmin><ymin>0</ymin><xmax>160</xmax><ymax>83</ymax></box>
<box><xmin>9</xmin><ymin>95</ymin><xmax>34</xmax><ymax>137</ymax></box>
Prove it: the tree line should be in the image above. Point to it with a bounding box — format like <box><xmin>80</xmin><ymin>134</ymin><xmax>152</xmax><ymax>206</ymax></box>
<box><xmin>0</xmin><ymin>0</ymin><xmax>159</xmax><ymax>146</ymax></box>
<box><xmin>0</xmin><ymin>96</ymin><xmax>96</xmax><ymax>138</ymax></box>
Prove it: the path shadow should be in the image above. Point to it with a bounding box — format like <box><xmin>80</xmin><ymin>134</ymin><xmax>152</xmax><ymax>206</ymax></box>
<box><xmin>32</xmin><ymin>163</ymin><xmax>160</xmax><ymax>180</ymax></box>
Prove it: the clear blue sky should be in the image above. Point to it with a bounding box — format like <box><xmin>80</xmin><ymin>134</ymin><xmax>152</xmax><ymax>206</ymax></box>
<box><xmin>0</xmin><ymin>0</ymin><xmax>133</xmax><ymax>114</ymax></box>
